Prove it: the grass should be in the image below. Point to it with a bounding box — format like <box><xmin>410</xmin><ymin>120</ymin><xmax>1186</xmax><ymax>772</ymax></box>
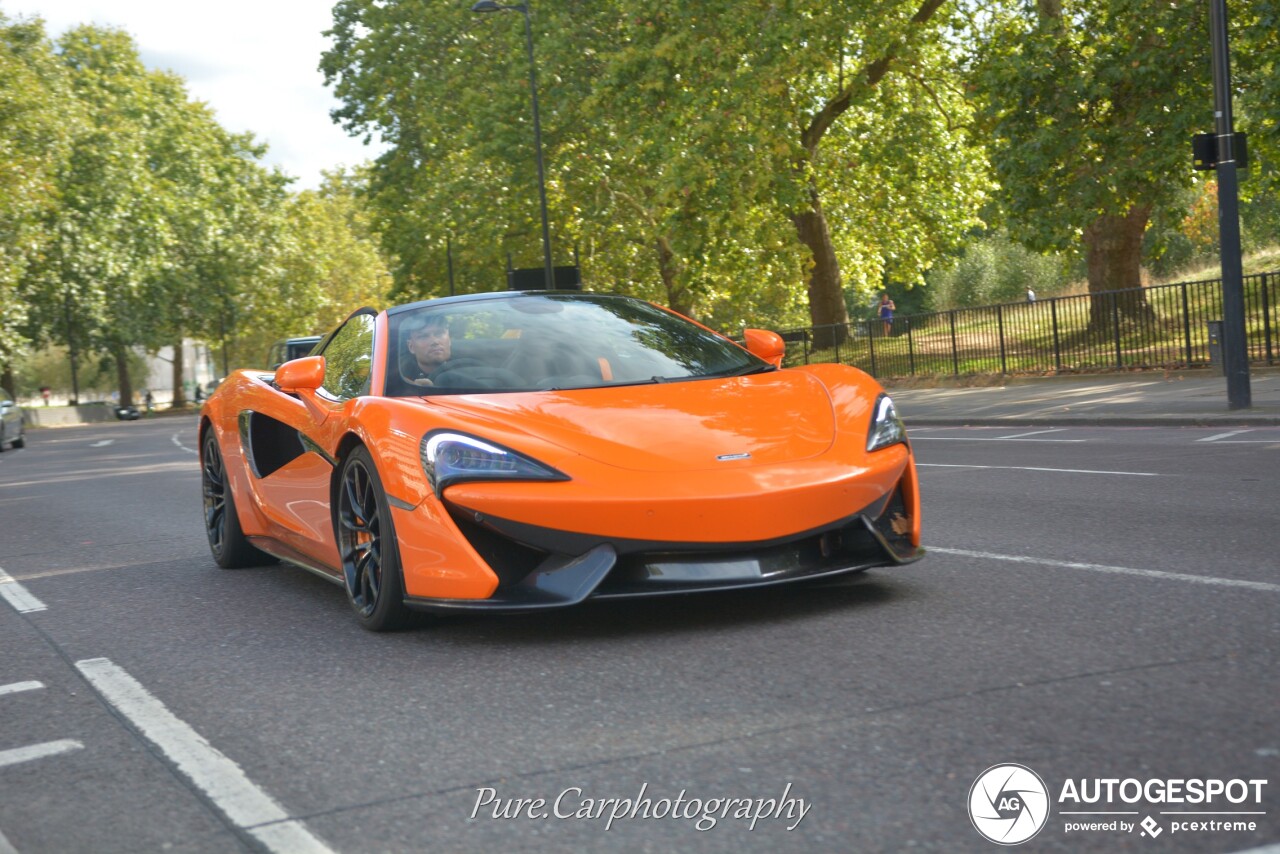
<box><xmin>788</xmin><ymin>252</ymin><xmax>1280</xmax><ymax>379</ymax></box>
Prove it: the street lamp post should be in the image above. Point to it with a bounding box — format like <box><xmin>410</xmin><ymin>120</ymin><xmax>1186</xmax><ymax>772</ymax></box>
<box><xmin>1208</xmin><ymin>0</ymin><xmax>1250</xmax><ymax>409</ymax></box>
<box><xmin>472</xmin><ymin>1</ymin><xmax>555</xmax><ymax>291</ymax></box>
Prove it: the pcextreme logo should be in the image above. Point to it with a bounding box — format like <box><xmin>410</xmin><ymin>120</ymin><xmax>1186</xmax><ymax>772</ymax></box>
<box><xmin>968</xmin><ymin>764</ymin><xmax>1051</xmax><ymax>845</ymax></box>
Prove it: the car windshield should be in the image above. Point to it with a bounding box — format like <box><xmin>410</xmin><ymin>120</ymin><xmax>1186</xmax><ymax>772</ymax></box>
<box><xmin>385</xmin><ymin>293</ymin><xmax>765</xmax><ymax>396</ymax></box>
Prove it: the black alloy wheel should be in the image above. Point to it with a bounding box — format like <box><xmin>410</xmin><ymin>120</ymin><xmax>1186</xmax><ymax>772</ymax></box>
<box><xmin>201</xmin><ymin>428</ymin><xmax>268</xmax><ymax>568</ymax></box>
<box><xmin>337</xmin><ymin>446</ymin><xmax>412</xmax><ymax>631</ymax></box>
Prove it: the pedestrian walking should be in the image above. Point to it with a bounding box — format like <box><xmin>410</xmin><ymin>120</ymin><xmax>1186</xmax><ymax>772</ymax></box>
<box><xmin>878</xmin><ymin>293</ymin><xmax>895</xmax><ymax>336</ymax></box>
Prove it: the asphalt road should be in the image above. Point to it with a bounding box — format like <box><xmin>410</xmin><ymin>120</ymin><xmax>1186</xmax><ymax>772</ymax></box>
<box><xmin>1</xmin><ymin>417</ymin><xmax>1277</xmax><ymax>853</ymax></box>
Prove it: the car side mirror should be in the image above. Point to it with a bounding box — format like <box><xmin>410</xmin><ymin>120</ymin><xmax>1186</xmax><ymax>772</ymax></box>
<box><xmin>275</xmin><ymin>356</ymin><xmax>325</xmax><ymax>393</ymax></box>
<box><xmin>742</xmin><ymin>328</ymin><xmax>785</xmax><ymax>368</ymax></box>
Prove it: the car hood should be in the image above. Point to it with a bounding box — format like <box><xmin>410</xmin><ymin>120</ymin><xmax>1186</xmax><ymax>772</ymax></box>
<box><xmin>427</xmin><ymin>371</ymin><xmax>838</xmax><ymax>472</ymax></box>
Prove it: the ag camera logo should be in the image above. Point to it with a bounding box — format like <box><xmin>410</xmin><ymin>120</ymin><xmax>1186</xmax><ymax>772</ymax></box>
<box><xmin>969</xmin><ymin>764</ymin><xmax>1050</xmax><ymax>845</ymax></box>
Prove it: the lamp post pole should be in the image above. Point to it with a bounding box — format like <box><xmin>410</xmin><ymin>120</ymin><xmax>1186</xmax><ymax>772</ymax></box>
<box><xmin>473</xmin><ymin>1</ymin><xmax>554</xmax><ymax>290</ymax></box>
<box><xmin>1208</xmin><ymin>0</ymin><xmax>1250</xmax><ymax>409</ymax></box>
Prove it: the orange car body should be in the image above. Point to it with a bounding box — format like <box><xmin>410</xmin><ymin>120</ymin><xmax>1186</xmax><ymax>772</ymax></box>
<box><xmin>200</xmin><ymin>292</ymin><xmax>921</xmax><ymax>626</ymax></box>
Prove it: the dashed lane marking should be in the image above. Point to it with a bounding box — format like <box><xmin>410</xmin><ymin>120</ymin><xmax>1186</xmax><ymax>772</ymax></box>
<box><xmin>994</xmin><ymin>428</ymin><xmax>1070</xmax><ymax>439</ymax></box>
<box><xmin>0</xmin><ymin>568</ymin><xmax>47</xmax><ymax>613</ymax></box>
<box><xmin>0</xmin><ymin>739</ymin><xmax>83</xmax><ymax>770</ymax></box>
<box><xmin>1199</xmin><ymin>429</ymin><xmax>1253</xmax><ymax>442</ymax></box>
<box><xmin>931</xmin><ymin>547</ymin><xmax>1280</xmax><ymax>593</ymax></box>
<box><xmin>75</xmin><ymin>658</ymin><xmax>336</xmax><ymax>854</ymax></box>
<box><xmin>0</xmin><ymin>681</ymin><xmax>43</xmax><ymax>698</ymax></box>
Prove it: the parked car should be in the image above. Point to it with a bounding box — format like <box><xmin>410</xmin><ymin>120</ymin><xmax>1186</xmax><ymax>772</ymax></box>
<box><xmin>0</xmin><ymin>398</ymin><xmax>25</xmax><ymax>450</ymax></box>
<box><xmin>267</xmin><ymin>336</ymin><xmax>323</xmax><ymax>370</ymax></box>
<box><xmin>200</xmin><ymin>291</ymin><xmax>923</xmax><ymax>631</ymax></box>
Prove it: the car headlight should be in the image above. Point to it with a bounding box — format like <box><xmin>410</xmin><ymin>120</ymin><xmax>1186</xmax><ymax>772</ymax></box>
<box><xmin>866</xmin><ymin>394</ymin><xmax>908</xmax><ymax>452</ymax></box>
<box><xmin>420</xmin><ymin>431</ymin><xmax>568</xmax><ymax>496</ymax></box>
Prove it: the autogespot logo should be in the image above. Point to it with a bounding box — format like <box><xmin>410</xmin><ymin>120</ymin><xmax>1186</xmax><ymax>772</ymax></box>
<box><xmin>969</xmin><ymin>764</ymin><xmax>1051</xmax><ymax>845</ymax></box>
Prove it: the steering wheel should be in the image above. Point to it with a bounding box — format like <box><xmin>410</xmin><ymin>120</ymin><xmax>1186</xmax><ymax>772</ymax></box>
<box><xmin>431</xmin><ymin>363</ymin><xmax>525</xmax><ymax>390</ymax></box>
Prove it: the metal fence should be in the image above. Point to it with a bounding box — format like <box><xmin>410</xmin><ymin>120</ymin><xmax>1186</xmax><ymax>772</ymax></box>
<box><xmin>776</xmin><ymin>271</ymin><xmax>1278</xmax><ymax>379</ymax></box>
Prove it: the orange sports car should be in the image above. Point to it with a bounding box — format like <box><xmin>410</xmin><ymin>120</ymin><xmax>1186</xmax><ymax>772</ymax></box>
<box><xmin>200</xmin><ymin>291</ymin><xmax>922</xmax><ymax>630</ymax></box>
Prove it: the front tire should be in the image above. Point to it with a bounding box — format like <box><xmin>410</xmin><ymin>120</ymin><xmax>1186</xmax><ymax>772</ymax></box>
<box><xmin>336</xmin><ymin>446</ymin><xmax>413</xmax><ymax>631</ymax></box>
<box><xmin>202</xmin><ymin>429</ymin><xmax>271</xmax><ymax>568</ymax></box>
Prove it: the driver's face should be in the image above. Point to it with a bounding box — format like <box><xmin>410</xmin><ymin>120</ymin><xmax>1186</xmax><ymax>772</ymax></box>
<box><xmin>408</xmin><ymin>325</ymin><xmax>451</xmax><ymax>370</ymax></box>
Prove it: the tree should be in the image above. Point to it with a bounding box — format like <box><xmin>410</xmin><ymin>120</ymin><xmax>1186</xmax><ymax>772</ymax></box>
<box><xmin>232</xmin><ymin>169</ymin><xmax>390</xmax><ymax>367</ymax></box>
<box><xmin>17</xmin><ymin>25</ymin><xmax>291</xmax><ymax>403</ymax></box>
<box><xmin>26</xmin><ymin>25</ymin><xmax>176</xmax><ymax>405</ymax></box>
<box><xmin>971</xmin><ymin>0</ymin><xmax>1274</xmax><ymax>328</ymax></box>
<box><xmin>0</xmin><ymin>14</ymin><xmax>79</xmax><ymax>396</ymax></box>
<box><xmin>321</xmin><ymin>2</ymin><xmax>987</xmax><ymax>334</ymax></box>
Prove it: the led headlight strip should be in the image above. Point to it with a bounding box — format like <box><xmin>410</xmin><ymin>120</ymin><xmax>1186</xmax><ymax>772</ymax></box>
<box><xmin>420</xmin><ymin>431</ymin><xmax>568</xmax><ymax>496</ymax></box>
<box><xmin>866</xmin><ymin>394</ymin><xmax>908</xmax><ymax>452</ymax></box>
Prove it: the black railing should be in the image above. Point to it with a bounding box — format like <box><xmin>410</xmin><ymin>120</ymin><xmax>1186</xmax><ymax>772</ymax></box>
<box><xmin>773</xmin><ymin>271</ymin><xmax>1278</xmax><ymax>379</ymax></box>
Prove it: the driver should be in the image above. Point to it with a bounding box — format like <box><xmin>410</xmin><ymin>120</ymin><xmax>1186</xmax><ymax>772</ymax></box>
<box><xmin>402</xmin><ymin>314</ymin><xmax>456</xmax><ymax>387</ymax></box>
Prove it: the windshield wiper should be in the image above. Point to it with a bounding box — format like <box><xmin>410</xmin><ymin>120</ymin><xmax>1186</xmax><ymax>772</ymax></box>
<box><xmin>713</xmin><ymin>364</ymin><xmax>776</xmax><ymax>378</ymax></box>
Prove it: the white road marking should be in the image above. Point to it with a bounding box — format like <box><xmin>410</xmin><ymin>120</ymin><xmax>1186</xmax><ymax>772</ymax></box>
<box><xmin>75</xmin><ymin>658</ymin><xmax>336</xmax><ymax>854</ymax></box>
<box><xmin>995</xmin><ymin>428</ymin><xmax>1069</xmax><ymax>439</ymax></box>
<box><xmin>0</xmin><ymin>681</ymin><xmax>43</xmax><ymax>697</ymax></box>
<box><xmin>0</xmin><ymin>826</ymin><xmax>18</xmax><ymax>854</ymax></box>
<box><xmin>0</xmin><ymin>461</ymin><xmax>195</xmax><ymax>490</ymax></box>
<box><xmin>0</xmin><ymin>739</ymin><xmax>83</xmax><ymax>769</ymax></box>
<box><xmin>0</xmin><ymin>568</ymin><xmax>47</xmax><ymax>613</ymax></box>
<box><xmin>912</xmin><ymin>436</ymin><xmax>1087</xmax><ymax>443</ymax></box>
<box><xmin>931</xmin><ymin>547</ymin><xmax>1280</xmax><ymax>593</ymax></box>
<box><xmin>1196</xmin><ymin>440</ymin><xmax>1280</xmax><ymax>444</ymax></box>
<box><xmin>1228</xmin><ymin>844</ymin><xmax>1280</xmax><ymax>854</ymax></box>
<box><xmin>90</xmin><ymin>439</ymin><xmax>114</xmax><ymax>447</ymax></box>
<box><xmin>918</xmin><ymin>463</ymin><xmax>1160</xmax><ymax>477</ymax></box>
<box><xmin>172</xmin><ymin>433</ymin><xmax>198</xmax><ymax>455</ymax></box>
<box><xmin>1199</xmin><ymin>429</ymin><xmax>1253</xmax><ymax>442</ymax></box>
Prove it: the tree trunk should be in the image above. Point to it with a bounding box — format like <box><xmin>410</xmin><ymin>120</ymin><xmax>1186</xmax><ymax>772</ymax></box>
<box><xmin>1083</xmin><ymin>205</ymin><xmax>1156</xmax><ymax>330</ymax></box>
<box><xmin>656</xmin><ymin>235</ymin><xmax>692</xmax><ymax>317</ymax></box>
<box><xmin>114</xmin><ymin>342</ymin><xmax>134</xmax><ymax>407</ymax></box>
<box><xmin>171</xmin><ymin>341</ymin><xmax>187</xmax><ymax>408</ymax></box>
<box><xmin>0</xmin><ymin>364</ymin><xmax>15</xmax><ymax>399</ymax></box>
<box><xmin>793</xmin><ymin>191</ymin><xmax>849</xmax><ymax>348</ymax></box>
<box><xmin>788</xmin><ymin>0</ymin><xmax>945</xmax><ymax>348</ymax></box>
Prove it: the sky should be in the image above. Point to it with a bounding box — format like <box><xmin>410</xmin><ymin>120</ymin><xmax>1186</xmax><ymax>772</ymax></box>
<box><xmin>7</xmin><ymin>1</ymin><xmax>383</xmax><ymax>190</ymax></box>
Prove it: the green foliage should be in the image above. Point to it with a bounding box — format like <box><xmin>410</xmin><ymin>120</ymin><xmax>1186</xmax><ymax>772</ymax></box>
<box><xmin>230</xmin><ymin>169</ymin><xmax>390</xmax><ymax>368</ymax></box>
<box><xmin>925</xmin><ymin>233</ymin><xmax>1073</xmax><ymax>310</ymax></box>
<box><xmin>1</xmin><ymin>20</ymin><xmax>390</xmax><ymax>399</ymax></box>
<box><xmin>0</xmin><ymin>14</ymin><xmax>80</xmax><ymax>368</ymax></box>
<box><xmin>972</xmin><ymin>0</ymin><xmax>1208</xmax><ymax>254</ymax></box>
<box><xmin>970</xmin><ymin>0</ymin><xmax>1280</xmax><ymax>302</ymax></box>
<box><xmin>1143</xmin><ymin>177</ymin><xmax>1280</xmax><ymax>280</ymax></box>
<box><xmin>322</xmin><ymin>1</ymin><xmax>988</xmax><ymax>330</ymax></box>
<box><xmin>9</xmin><ymin>345</ymin><xmax>145</xmax><ymax>399</ymax></box>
